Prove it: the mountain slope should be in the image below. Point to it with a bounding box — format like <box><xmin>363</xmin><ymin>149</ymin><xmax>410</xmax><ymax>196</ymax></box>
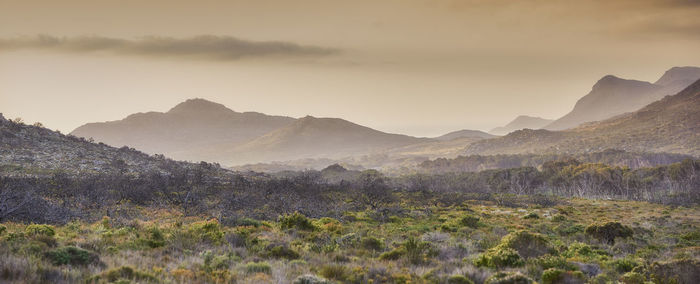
<box><xmin>435</xmin><ymin>129</ymin><xmax>496</xmax><ymax>141</ymax></box>
<box><xmin>215</xmin><ymin>116</ymin><xmax>430</xmax><ymax>164</ymax></box>
<box><xmin>0</xmin><ymin>114</ymin><xmax>201</xmax><ymax>176</ymax></box>
<box><xmin>70</xmin><ymin>98</ymin><xmax>295</xmax><ymax>162</ymax></box>
<box><xmin>489</xmin><ymin>115</ymin><xmax>553</xmax><ymax>135</ymax></box>
<box><xmin>544</xmin><ymin>66</ymin><xmax>700</xmax><ymax>130</ymax></box>
<box><xmin>465</xmin><ymin>79</ymin><xmax>700</xmax><ymax>156</ymax></box>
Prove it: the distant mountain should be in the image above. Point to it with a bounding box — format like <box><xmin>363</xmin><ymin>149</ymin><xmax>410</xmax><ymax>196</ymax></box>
<box><xmin>466</xmin><ymin>79</ymin><xmax>700</xmax><ymax>156</ymax></box>
<box><xmin>489</xmin><ymin>115</ymin><xmax>553</xmax><ymax>135</ymax></box>
<box><xmin>216</xmin><ymin>116</ymin><xmax>430</xmax><ymax>164</ymax></box>
<box><xmin>544</xmin><ymin>66</ymin><xmax>700</xmax><ymax>130</ymax></box>
<box><xmin>71</xmin><ymin>98</ymin><xmax>295</xmax><ymax>162</ymax></box>
<box><xmin>435</xmin><ymin>129</ymin><xmax>496</xmax><ymax>141</ymax></box>
<box><xmin>0</xmin><ymin>114</ymin><xmax>203</xmax><ymax>176</ymax></box>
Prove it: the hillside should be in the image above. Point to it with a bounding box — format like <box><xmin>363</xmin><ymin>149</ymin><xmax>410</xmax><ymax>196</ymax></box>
<box><xmin>544</xmin><ymin>66</ymin><xmax>700</xmax><ymax>130</ymax></box>
<box><xmin>215</xmin><ymin>115</ymin><xmax>430</xmax><ymax>164</ymax></box>
<box><xmin>465</xmin><ymin>79</ymin><xmax>700</xmax><ymax>156</ymax></box>
<box><xmin>70</xmin><ymin>98</ymin><xmax>295</xmax><ymax>162</ymax></box>
<box><xmin>0</xmin><ymin>114</ymin><xmax>204</xmax><ymax>176</ymax></box>
<box><xmin>435</xmin><ymin>129</ymin><xmax>496</xmax><ymax>141</ymax></box>
<box><xmin>489</xmin><ymin>115</ymin><xmax>553</xmax><ymax>135</ymax></box>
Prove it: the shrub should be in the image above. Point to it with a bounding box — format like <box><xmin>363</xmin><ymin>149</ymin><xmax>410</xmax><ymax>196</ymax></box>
<box><xmin>448</xmin><ymin>275</ymin><xmax>474</xmax><ymax>284</ymax></box>
<box><xmin>0</xmin><ymin>224</ymin><xmax>6</xmax><ymax>235</ymax></box>
<box><xmin>294</xmin><ymin>274</ymin><xmax>333</xmax><ymax>284</ymax></box>
<box><xmin>144</xmin><ymin>227</ymin><xmax>165</xmax><ymax>248</ymax></box>
<box><xmin>45</xmin><ymin>246</ymin><xmax>98</xmax><ymax>266</ymax></box>
<box><xmin>499</xmin><ymin>230</ymin><xmax>555</xmax><ymax>258</ymax></box>
<box><xmin>245</xmin><ymin>261</ymin><xmax>272</xmax><ymax>274</ymax></box>
<box><xmin>379</xmin><ymin>248</ymin><xmax>405</xmax><ymax>261</ymax></box>
<box><xmin>474</xmin><ymin>246</ymin><xmax>523</xmax><ymax>268</ymax></box>
<box><xmin>562</xmin><ymin>242</ymin><xmax>609</xmax><ymax>261</ymax></box>
<box><xmin>484</xmin><ymin>271</ymin><xmax>534</xmax><ymax>284</ymax></box>
<box><xmin>360</xmin><ymin>236</ymin><xmax>384</xmax><ymax>251</ymax></box>
<box><xmin>88</xmin><ymin>266</ymin><xmax>157</xmax><ymax>283</ymax></box>
<box><xmin>404</xmin><ymin>237</ymin><xmax>430</xmax><ymax>264</ymax></box>
<box><xmin>541</xmin><ymin>268</ymin><xmax>585</xmax><ymax>284</ymax></box>
<box><xmin>522</xmin><ymin>212</ymin><xmax>539</xmax><ymax>219</ymax></box>
<box><xmin>460</xmin><ymin>215</ymin><xmax>480</xmax><ymax>228</ymax></box>
<box><xmin>619</xmin><ymin>272</ymin><xmax>645</xmax><ymax>284</ymax></box>
<box><xmin>537</xmin><ymin>255</ymin><xmax>578</xmax><ymax>271</ymax></box>
<box><xmin>319</xmin><ymin>264</ymin><xmax>348</xmax><ymax>281</ymax></box>
<box><xmin>610</xmin><ymin>258</ymin><xmax>639</xmax><ymax>273</ymax></box>
<box><xmin>279</xmin><ymin>212</ymin><xmax>316</xmax><ymax>231</ymax></box>
<box><xmin>552</xmin><ymin>215</ymin><xmax>567</xmax><ymax>222</ymax></box>
<box><xmin>584</xmin><ymin>222</ymin><xmax>633</xmax><ymax>244</ymax></box>
<box><xmin>25</xmin><ymin>224</ymin><xmax>55</xmax><ymax>237</ymax></box>
<box><xmin>264</xmin><ymin>245</ymin><xmax>300</xmax><ymax>260</ymax></box>
<box><xmin>189</xmin><ymin>219</ymin><xmax>224</xmax><ymax>244</ymax></box>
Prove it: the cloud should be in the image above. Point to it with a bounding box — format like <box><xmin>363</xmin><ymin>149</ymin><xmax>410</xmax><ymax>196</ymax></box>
<box><xmin>0</xmin><ymin>35</ymin><xmax>340</xmax><ymax>60</ymax></box>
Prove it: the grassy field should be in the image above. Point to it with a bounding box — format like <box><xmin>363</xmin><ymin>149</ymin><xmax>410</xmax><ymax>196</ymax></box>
<box><xmin>1</xmin><ymin>197</ymin><xmax>698</xmax><ymax>283</ymax></box>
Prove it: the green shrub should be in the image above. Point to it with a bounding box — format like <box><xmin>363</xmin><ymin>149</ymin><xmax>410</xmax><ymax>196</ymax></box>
<box><xmin>484</xmin><ymin>271</ymin><xmax>534</xmax><ymax>284</ymax></box>
<box><xmin>555</xmin><ymin>224</ymin><xmax>584</xmax><ymax>236</ymax></box>
<box><xmin>25</xmin><ymin>224</ymin><xmax>55</xmax><ymax>237</ymax></box>
<box><xmin>245</xmin><ymin>261</ymin><xmax>272</xmax><ymax>274</ymax></box>
<box><xmin>319</xmin><ymin>264</ymin><xmax>348</xmax><ymax>281</ymax></box>
<box><xmin>448</xmin><ymin>275</ymin><xmax>474</xmax><ymax>284</ymax></box>
<box><xmin>360</xmin><ymin>236</ymin><xmax>384</xmax><ymax>251</ymax></box>
<box><xmin>584</xmin><ymin>222</ymin><xmax>633</xmax><ymax>244</ymax></box>
<box><xmin>189</xmin><ymin>219</ymin><xmax>224</xmax><ymax>244</ymax></box>
<box><xmin>379</xmin><ymin>248</ymin><xmax>405</xmax><ymax>261</ymax></box>
<box><xmin>541</xmin><ymin>268</ymin><xmax>585</xmax><ymax>284</ymax></box>
<box><xmin>88</xmin><ymin>266</ymin><xmax>157</xmax><ymax>283</ymax></box>
<box><xmin>561</xmin><ymin>242</ymin><xmax>609</xmax><ymax>261</ymax></box>
<box><xmin>404</xmin><ymin>237</ymin><xmax>430</xmax><ymax>264</ymax></box>
<box><xmin>279</xmin><ymin>212</ymin><xmax>316</xmax><ymax>231</ymax></box>
<box><xmin>460</xmin><ymin>215</ymin><xmax>480</xmax><ymax>228</ymax></box>
<box><xmin>144</xmin><ymin>227</ymin><xmax>165</xmax><ymax>248</ymax></box>
<box><xmin>537</xmin><ymin>255</ymin><xmax>578</xmax><ymax>271</ymax></box>
<box><xmin>294</xmin><ymin>274</ymin><xmax>333</xmax><ymax>284</ymax></box>
<box><xmin>610</xmin><ymin>258</ymin><xmax>639</xmax><ymax>273</ymax></box>
<box><xmin>619</xmin><ymin>272</ymin><xmax>645</xmax><ymax>284</ymax></box>
<box><xmin>499</xmin><ymin>230</ymin><xmax>555</xmax><ymax>258</ymax></box>
<box><xmin>264</xmin><ymin>245</ymin><xmax>300</xmax><ymax>259</ymax></box>
<box><xmin>0</xmin><ymin>224</ymin><xmax>6</xmax><ymax>235</ymax></box>
<box><xmin>45</xmin><ymin>246</ymin><xmax>98</xmax><ymax>266</ymax></box>
<box><xmin>522</xmin><ymin>212</ymin><xmax>539</xmax><ymax>219</ymax></box>
<box><xmin>474</xmin><ymin>246</ymin><xmax>523</xmax><ymax>268</ymax></box>
<box><xmin>552</xmin><ymin>215</ymin><xmax>567</xmax><ymax>222</ymax></box>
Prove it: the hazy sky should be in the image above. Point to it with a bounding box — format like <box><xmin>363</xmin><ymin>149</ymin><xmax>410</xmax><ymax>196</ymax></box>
<box><xmin>1</xmin><ymin>0</ymin><xmax>700</xmax><ymax>137</ymax></box>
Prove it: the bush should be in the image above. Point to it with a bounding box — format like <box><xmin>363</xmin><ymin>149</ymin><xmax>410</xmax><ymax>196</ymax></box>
<box><xmin>460</xmin><ymin>215</ymin><xmax>480</xmax><ymax>228</ymax></box>
<box><xmin>404</xmin><ymin>237</ymin><xmax>430</xmax><ymax>264</ymax></box>
<box><xmin>189</xmin><ymin>219</ymin><xmax>224</xmax><ymax>244</ymax></box>
<box><xmin>484</xmin><ymin>271</ymin><xmax>534</xmax><ymax>284</ymax></box>
<box><xmin>522</xmin><ymin>212</ymin><xmax>539</xmax><ymax>219</ymax></box>
<box><xmin>448</xmin><ymin>275</ymin><xmax>474</xmax><ymax>284</ymax></box>
<box><xmin>25</xmin><ymin>224</ymin><xmax>55</xmax><ymax>237</ymax></box>
<box><xmin>144</xmin><ymin>227</ymin><xmax>165</xmax><ymax>248</ymax></box>
<box><xmin>562</xmin><ymin>242</ymin><xmax>609</xmax><ymax>261</ymax></box>
<box><xmin>584</xmin><ymin>222</ymin><xmax>633</xmax><ymax>244</ymax></box>
<box><xmin>319</xmin><ymin>264</ymin><xmax>348</xmax><ymax>281</ymax></box>
<box><xmin>541</xmin><ymin>268</ymin><xmax>585</xmax><ymax>284</ymax></box>
<box><xmin>0</xmin><ymin>224</ymin><xmax>6</xmax><ymax>235</ymax></box>
<box><xmin>360</xmin><ymin>236</ymin><xmax>384</xmax><ymax>251</ymax></box>
<box><xmin>499</xmin><ymin>230</ymin><xmax>555</xmax><ymax>258</ymax></box>
<box><xmin>610</xmin><ymin>258</ymin><xmax>639</xmax><ymax>273</ymax></box>
<box><xmin>474</xmin><ymin>246</ymin><xmax>523</xmax><ymax>268</ymax></box>
<box><xmin>45</xmin><ymin>246</ymin><xmax>98</xmax><ymax>266</ymax></box>
<box><xmin>88</xmin><ymin>266</ymin><xmax>157</xmax><ymax>283</ymax></box>
<box><xmin>619</xmin><ymin>272</ymin><xmax>645</xmax><ymax>284</ymax></box>
<box><xmin>246</xmin><ymin>261</ymin><xmax>272</xmax><ymax>274</ymax></box>
<box><xmin>379</xmin><ymin>248</ymin><xmax>405</xmax><ymax>261</ymax></box>
<box><xmin>279</xmin><ymin>212</ymin><xmax>316</xmax><ymax>231</ymax></box>
<box><xmin>294</xmin><ymin>274</ymin><xmax>333</xmax><ymax>284</ymax></box>
<box><xmin>264</xmin><ymin>245</ymin><xmax>300</xmax><ymax>260</ymax></box>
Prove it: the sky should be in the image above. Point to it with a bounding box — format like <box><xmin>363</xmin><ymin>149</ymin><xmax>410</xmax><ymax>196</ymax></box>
<box><xmin>1</xmin><ymin>0</ymin><xmax>700</xmax><ymax>137</ymax></box>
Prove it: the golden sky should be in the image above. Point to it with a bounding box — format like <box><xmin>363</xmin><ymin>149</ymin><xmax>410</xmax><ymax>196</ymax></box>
<box><xmin>1</xmin><ymin>0</ymin><xmax>699</xmax><ymax>136</ymax></box>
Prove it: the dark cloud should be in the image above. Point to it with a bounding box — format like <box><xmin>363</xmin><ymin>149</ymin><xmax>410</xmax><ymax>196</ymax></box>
<box><xmin>0</xmin><ymin>35</ymin><xmax>340</xmax><ymax>60</ymax></box>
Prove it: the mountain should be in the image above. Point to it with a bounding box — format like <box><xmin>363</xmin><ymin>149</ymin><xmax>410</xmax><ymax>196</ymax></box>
<box><xmin>489</xmin><ymin>115</ymin><xmax>553</xmax><ymax>135</ymax></box>
<box><xmin>435</xmin><ymin>129</ymin><xmax>496</xmax><ymax>141</ymax></box>
<box><xmin>544</xmin><ymin>66</ymin><xmax>700</xmax><ymax>130</ymax></box>
<box><xmin>0</xmin><ymin>113</ymin><xmax>205</xmax><ymax>176</ymax></box>
<box><xmin>215</xmin><ymin>116</ymin><xmax>430</xmax><ymax>164</ymax></box>
<box><xmin>465</xmin><ymin>79</ymin><xmax>700</xmax><ymax>156</ymax></box>
<box><xmin>70</xmin><ymin>98</ymin><xmax>295</xmax><ymax>162</ymax></box>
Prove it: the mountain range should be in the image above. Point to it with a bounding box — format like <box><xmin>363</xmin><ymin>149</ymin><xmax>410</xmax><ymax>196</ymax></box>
<box><xmin>68</xmin><ymin>66</ymin><xmax>700</xmax><ymax>168</ymax></box>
